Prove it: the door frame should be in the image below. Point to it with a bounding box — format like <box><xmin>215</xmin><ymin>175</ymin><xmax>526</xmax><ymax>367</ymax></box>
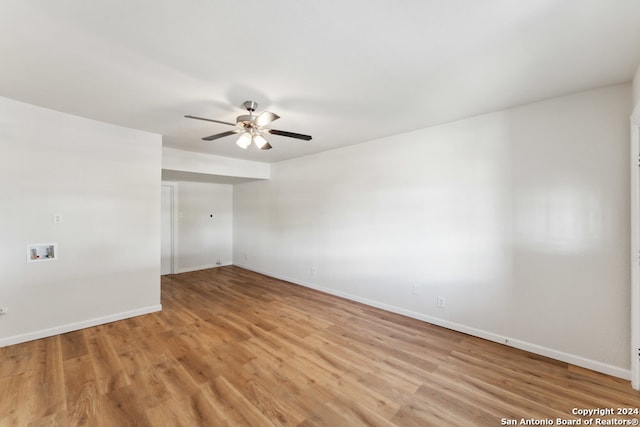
<box><xmin>631</xmin><ymin>107</ymin><xmax>640</xmax><ymax>390</ymax></box>
<box><xmin>161</xmin><ymin>182</ymin><xmax>179</xmax><ymax>275</ymax></box>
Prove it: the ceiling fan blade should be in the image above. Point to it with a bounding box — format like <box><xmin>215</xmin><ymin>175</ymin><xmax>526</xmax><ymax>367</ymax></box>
<box><xmin>268</xmin><ymin>129</ymin><xmax>312</xmax><ymax>141</ymax></box>
<box><xmin>202</xmin><ymin>130</ymin><xmax>240</xmax><ymax>141</ymax></box>
<box><xmin>260</xmin><ymin>142</ymin><xmax>273</xmax><ymax>150</ymax></box>
<box><xmin>254</xmin><ymin>111</ymin><xmax>280</xmax><ymax>127</ymax></box>
<box><xmin>185</xmin><ymin>115</ymin><xmax>236</xmax><ymax>127</ymax></box>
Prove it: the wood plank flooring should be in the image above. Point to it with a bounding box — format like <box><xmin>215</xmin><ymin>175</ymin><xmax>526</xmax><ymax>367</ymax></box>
<box><xmin>1</xmin><ymin>266</ymin><xmax>638</xmax><ymax>426</ymax></box>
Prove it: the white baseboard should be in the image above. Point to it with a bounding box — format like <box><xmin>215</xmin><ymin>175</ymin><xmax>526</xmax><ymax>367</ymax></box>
<box><xmin>176</xmin><ymin>262</ymin><xmax>231</xmax><ymax>274</ymax></box>
<box><xmin>235</xmin><ymin>263</ymin><xmax>630</xmax><ymax>380</ymax></box>
<box><xmin>0</xmin><ymin>305</ymin><xmax>162</xmax><ymax>348</ymax></box>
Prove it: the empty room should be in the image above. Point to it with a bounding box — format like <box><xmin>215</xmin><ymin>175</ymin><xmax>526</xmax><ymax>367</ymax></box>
<box><xmin>1</xmin><ymin>1</ymin><xmax>640</xmax><ymax>425</ymax></box>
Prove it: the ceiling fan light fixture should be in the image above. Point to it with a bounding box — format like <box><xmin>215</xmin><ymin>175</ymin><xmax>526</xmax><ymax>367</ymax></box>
<box><xmin>253</xmin><ymin>133</ymin><xmax>269</xmax><ymax>149</ymax></box>
<box><xmin>236</xmin><ymin>132</ymin><xmax>251</xmax><ymax>149</ymax></box>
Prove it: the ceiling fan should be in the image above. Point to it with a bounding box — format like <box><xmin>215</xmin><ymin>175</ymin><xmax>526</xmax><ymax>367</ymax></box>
<box><xmin>185</xmin><ymin>101</ymin><xmax>312</xmax><ymax>150</ymax></box>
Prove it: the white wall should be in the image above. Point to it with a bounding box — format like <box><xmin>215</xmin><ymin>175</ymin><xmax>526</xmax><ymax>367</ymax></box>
<box><xmin>234</xmin><ymin>84</ymin><xmax>632</xmax><ymax>378</ymax></box>
<box><xmin>165</xmin><ymin>181</ymin><xmax>233</xmax><ymax>273</ymax></box>
<box><xmin>631</xmin><ymin>64</ymin><xmax>640</xmax><ymax>389</ymax></box>
<box><xmin>0</xmin><ymin>96</ymin><xmax>162</xmax><ymax>346</ymax></box>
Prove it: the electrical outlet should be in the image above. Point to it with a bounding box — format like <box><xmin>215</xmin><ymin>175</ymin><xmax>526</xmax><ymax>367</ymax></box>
<box><xmin>437</xmin><ymin>296</ymin><xmax>446</xmax><ymax>308</ymax></box>
<box><xmin>310</xmin><ymin>266</ymin><xmax>316</xmax><ymax>277</ymax></box>
<box><xmin>0</xmin><ymin>307</ymin><xmax>8</xmax><ymax>315</ymax></box>
<box><xmin>412</xmin><ymin>284</ymin><xmax>421</xmax><ymax>295</ymax></box>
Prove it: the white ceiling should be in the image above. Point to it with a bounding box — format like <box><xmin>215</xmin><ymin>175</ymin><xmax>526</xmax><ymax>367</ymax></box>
<box><xmin>1</xmin><ymin>1</ymin><xmax>640</xmax><ymax>163</ymax></box>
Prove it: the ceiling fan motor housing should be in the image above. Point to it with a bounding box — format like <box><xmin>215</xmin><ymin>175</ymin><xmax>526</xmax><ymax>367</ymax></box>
<box><xmin>238</xmin><ymin>101</ymin><xmax>260</xmax><ymax>129</ymax></box>
<box><xmin>237</xmin><ymin>114</ymin><xmax>258</xmax><ymax>127</ymax></box>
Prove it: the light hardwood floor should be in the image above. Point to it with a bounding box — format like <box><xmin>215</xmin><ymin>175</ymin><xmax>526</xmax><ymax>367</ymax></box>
<box><xmin>1</xmin><ymin>266</ymin><xmax>638</xmax><ymax>426</ymax></box>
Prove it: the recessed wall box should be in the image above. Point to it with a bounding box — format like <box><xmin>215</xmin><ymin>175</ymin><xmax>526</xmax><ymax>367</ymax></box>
<box><xmin>27</xmin><ymin>243</ymin><xmax>57</xmax><ymax>263</ymax></box>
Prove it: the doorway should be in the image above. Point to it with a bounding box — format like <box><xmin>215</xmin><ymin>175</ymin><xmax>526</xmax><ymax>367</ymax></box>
<box><xmin>161</xmin><ymin>183</ymin><xmax>176</xmax><ymax>275</ymax></box>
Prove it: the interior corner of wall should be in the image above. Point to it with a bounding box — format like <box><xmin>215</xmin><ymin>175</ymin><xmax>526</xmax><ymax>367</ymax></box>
<box><xmin>633</xmin><ymin>63</ymin><xmax>640</xmax><ymax>109</ymax></box>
